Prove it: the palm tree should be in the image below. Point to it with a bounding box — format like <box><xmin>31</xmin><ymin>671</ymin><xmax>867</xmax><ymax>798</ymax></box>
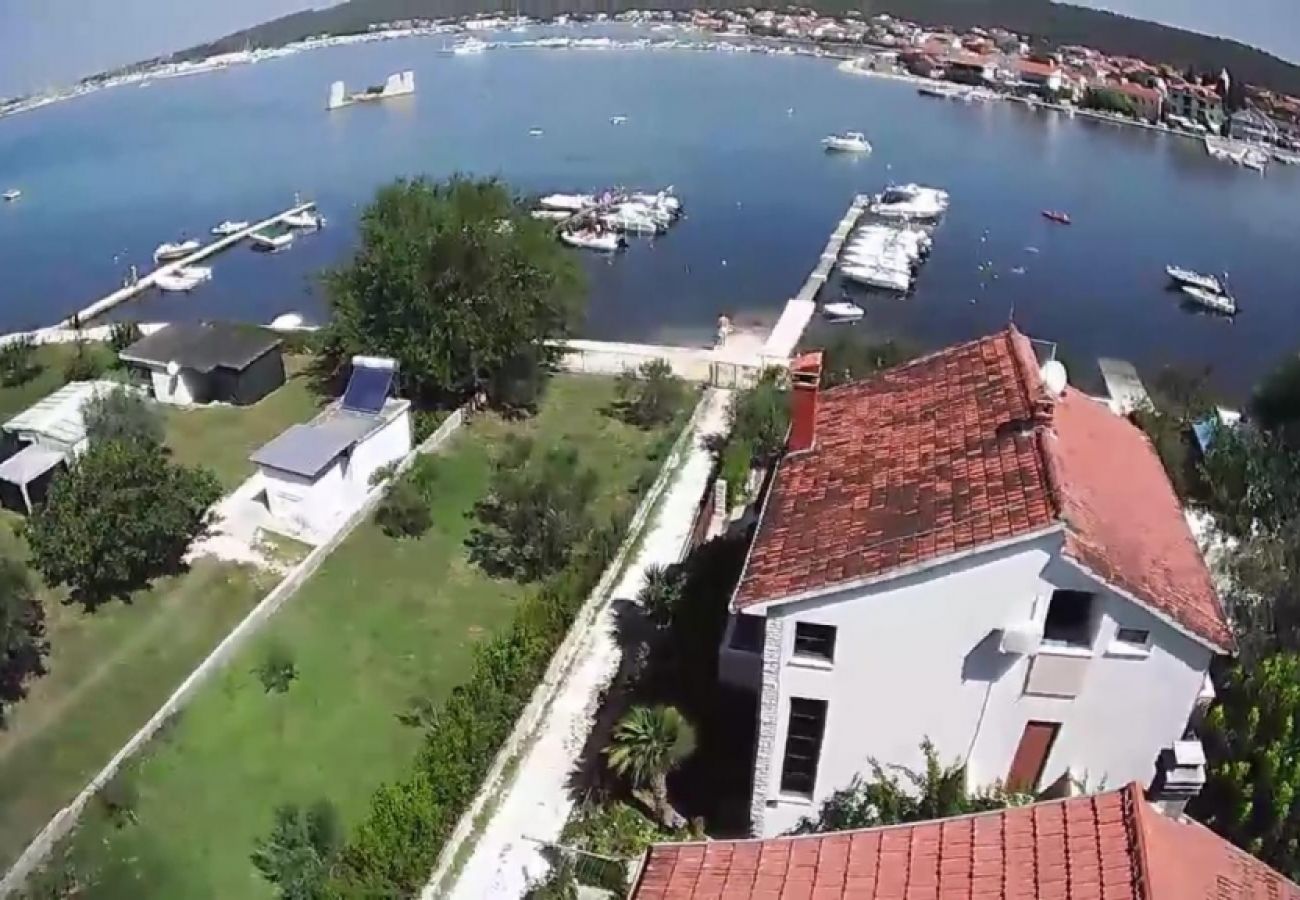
<box><xmin>604</xmin><ymin>705</ymin><xmax>697</xmax><ymax>828</ymax></box>
<box><xmin>636</xmin><ymin>564</ymin><xmax>684</xmax><ymax>630</ymax></box>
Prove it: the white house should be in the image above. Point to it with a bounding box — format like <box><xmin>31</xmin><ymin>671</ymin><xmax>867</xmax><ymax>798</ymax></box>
<box><xmin>720</xmin><ymin>328</ymin><xmax>1232</xmax><ymax>837</ymax></box>
<box><xmin>0</xmin><ymin>380</ymin><xmax>124</xmax><ymax>512</ymax></box>
<box><xmin>119</xmin><ymin>321</ymin><xmax>286</xmax><ymax>407</ymax></box>
<box><xmin>250</xmin><ymin>356</ymin><xmax>410</xmax><ymax>541</ymax></box>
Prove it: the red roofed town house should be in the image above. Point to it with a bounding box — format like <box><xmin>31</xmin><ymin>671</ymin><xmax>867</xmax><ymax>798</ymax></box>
<box><xmin>1007</xmin><ymin>58</ymin><xmax>1064</xmax><ymax>94</ymax></box>
<box><xmin>629</xmin><ymin>783</ymin><xmax>1300</xmax><ymax>899</ymax></box>
<box><xmin>718</xmin><ymin>328</ymin><xmax>1231</xmax><ymax>837</ymax></box>
<box><xmin>1112</xmin><ymin>81</ymin><xmax>1164</xmax><ymax>123</ymax></box>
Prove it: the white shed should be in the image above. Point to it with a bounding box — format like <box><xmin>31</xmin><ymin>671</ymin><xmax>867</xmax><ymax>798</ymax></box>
<box><xmin>250</xmin><ymin>357</ymin><xmax>411</xmax><ymax>541</ymax></box>
<box><xmin>0</xmin><ymin>379</ymin><xmax>123</xmax><ymax>512</ymax></box>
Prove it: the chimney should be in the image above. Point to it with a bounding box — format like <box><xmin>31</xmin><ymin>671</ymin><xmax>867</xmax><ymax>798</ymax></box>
<box><xmin>788</xmin><ymin>351</ymin><xmax>824</xmax><ymax>454</ymax></box>
<box><xmin>1148</xmin><ymin>739</ymin><xmax>1207</xmax><ymax>817</ymax></box>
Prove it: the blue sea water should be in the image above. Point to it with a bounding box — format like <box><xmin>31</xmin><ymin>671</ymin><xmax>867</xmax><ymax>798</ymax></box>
<box><xmin>0</xmin><ymin>26</ymin><xmax>1297</xmax><ymax>397</ymax></box>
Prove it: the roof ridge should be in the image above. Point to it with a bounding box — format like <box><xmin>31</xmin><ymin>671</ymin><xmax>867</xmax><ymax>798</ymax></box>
<box><xmin>1124</xmin><ymin>782</ymin><xmax>1156</xmax><ymax>900</ymax></box>
<box><xmin>1004</xmin><ymin>327</ymin><xmax>1068</xmax><ymax>523</ymax></box>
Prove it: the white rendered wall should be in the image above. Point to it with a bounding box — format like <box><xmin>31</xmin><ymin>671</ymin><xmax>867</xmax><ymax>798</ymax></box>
<box><xmin>752</xmin><ymin>531</ymin><xmax>1214</xmax><ymax>836</ymax></box>
<box><xmin>345</xmin><ymin>408</ymin><xmax>411</xmax><ymax>495</ymax></box>
<box><xmin>148</xmin><ymin>367</ymin><xmax>202</xmax><ymax>406</ymax></box>
<box><xmin>260</xmin><ymin>461</ymin><xmax>346</xmax><ymax>541</ymax></box>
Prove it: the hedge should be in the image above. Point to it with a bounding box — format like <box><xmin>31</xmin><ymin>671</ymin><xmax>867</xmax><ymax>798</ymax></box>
<box><xmin>324</xmin><ymin>510</ymin><xmax>631</xmax><ymax>896</ymax></box>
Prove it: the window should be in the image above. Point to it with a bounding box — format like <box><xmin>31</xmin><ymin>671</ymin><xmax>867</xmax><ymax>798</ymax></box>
<box><xmin>793</xmin><ymin>622</ymin><xmax>836</xmax><ymax>662</ymax></box>
<box><xmin>1115</xmin><ymin>627</ymin><xmax>1150</xmax><ymax>646</ymax></box>
<box><xmin>730</xmin><ymin>614</ymin><xmax>765</xmax><ymax>653</ymax></box>
<box><xmin>1043</xmin><ymin>590</ymin><xmax>1095</xmax><ymax>648</ymax></box>
<box><xmin>779</xmin><ymin>698</ymin><xmax>827</xmax><ymax>797</ymax></box>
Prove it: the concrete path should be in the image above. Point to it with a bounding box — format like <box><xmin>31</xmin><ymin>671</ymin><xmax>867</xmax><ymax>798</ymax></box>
<box><xmin>442</xmin><ymin>388</ymin><xmax>732</xmax><ymax>900</ymax></box>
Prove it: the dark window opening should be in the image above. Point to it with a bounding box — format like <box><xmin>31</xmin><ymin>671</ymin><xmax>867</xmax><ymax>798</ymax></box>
<box><xmin>793</xmin><ymin>622</ymin><xmax>837</xmax><ymax>662</ymax></box>
<box><xmin>779</xmin><ymin>697</ymin><xmax>827</xmax><ymax>797</ymax></box>
<box><xmin>1115</xmin><ymin>627</ymin><xmax>1150</xmax><ymax>647</ymax></box>
<box><xmin>1043</xmin><ymin>590</ymin><xmax>1094</xmax><ymax>647</ymax></box>
<box><xmin>730</xmin><ymin>614</ymin><xmax>765</xmax><ymax>653</ymax></box>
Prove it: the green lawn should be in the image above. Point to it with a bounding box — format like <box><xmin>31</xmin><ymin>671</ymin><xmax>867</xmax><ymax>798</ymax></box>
<box><xmin>26</xmin><ymin>375</ymin><xmax>690</xmax><ymax>898</ymax></box>
<box><xmin>0</xmin><ymin>345</ymin><xmax>96</xmax><ymax>422</ymax></box>
<box><xmin>161</xmin><ymin>357</ymin><xmax>323</xmax><ymax>490</ymax></box>
<box><xmin>0</xmin><ymin>520</ymin><xmax>275</xmax><ymax>874</ymax></box>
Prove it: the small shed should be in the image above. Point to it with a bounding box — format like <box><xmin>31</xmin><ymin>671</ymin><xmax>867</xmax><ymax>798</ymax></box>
<box><xmin>120</xmin><ymin>322</ymin><xmax>285</xmax><ymax>406</ymax></box>
<box><xmin>250</xmin><ymin>357</ymin><xmax>410</xmax><ymax>540</ymax></box>
<box><xmin>0</xmin><ymin>380</ymin><xmax>121</xmax><ymax>512</ymax></box>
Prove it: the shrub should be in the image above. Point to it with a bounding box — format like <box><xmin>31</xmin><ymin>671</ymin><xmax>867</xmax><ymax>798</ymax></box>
<box><xmin>108</xmin><ymin>321</ymin><xmax>143</xmax><ymax>355</ymax></box>
<box><xmin>720</xmin><ymin>438</ymin><xmax>752</xmax><ymax>508</ymax></box>
<box><xmin>615</xmin><ymin>359</ymin><xmax>688</xmax><ymax>429</ymax></box>
<box><xmin>82</xmin><ymin>386</ymin><xmax>163</xmax><ymax>446</ymax></box>
<box><xmin>255</xmin><ymin>641</ymin><xmax>297</xmax><ymax>694</ymax></box>
<box><xmin>376</xmin><ymin>479</ymin><xmax>432</xmax><ymax>539</ymax></box>
<box><xmin>251</xmin><ymin>800</ymin><xmax>342</xmax><ymax>899</ymax></box>
<box><xmin>63</xmin><ymin>341</ymin><xmax>110</xmax><ymax>381</ymax></box>
<box><xmin>729</xmin><ymin>368</ymin><xmax>789</xmax><ymax>465</ymax></box>
<box><xmin>0</xmin><ymin>337</ymin><xmax>40</xmax><ymax>387</ymax></box>
<box><xmin>97</xmin><ymin>770</ymin><xmax>138</xmax><ymax>828</ymax></box>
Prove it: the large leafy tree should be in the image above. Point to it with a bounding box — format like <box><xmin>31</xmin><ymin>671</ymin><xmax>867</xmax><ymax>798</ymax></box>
<box><xmin>82</xmin><ymin>386</ymin><xmax>163</xmax><ymax>446</ymax></box>
<box><xmin>251</xmin><ymin>800</ymin><xmax>342</xmax><ymax>900</ymax></box>
<box><xmin>728</xmin><ymin>367</ymin><xmax>790</xmax><ymax>466</ymax></box>
<box><xmin>25</xmin><ymin>439</ymin><xmax>220</xmax><ymax>608</ymax></box>
<box><xmin>0</xmin><ymin>555</ymin><xmax>47</xmax><ymax>725</ymax></box>
<box><xmin>319</xmin><ymin>176</ymin><xmax>584</xmax><ymax>407</ymax></box>
<box><xmin>793</xmin><ymin>739</ymin><xmax>1026</xmax><ymax>834</ymax></box>
<box><xmin>1193</xmin><ymin>653</ymin><xmax>1300</xmax><ymax>879</ymax></box>
<box><xmin>615</xmin><ymin>359</ymin><xmax>688</xmax><ymax>430</ymax></box>
<box><xmin>1252</xmin><ymin>354</ymin><xmax>1300</xmax><ymax>447</ymax></box>
<box><xmin>466</xmin><ymin>436</ymin><xmax>597</xmax><ymax>582</ymax></box>
<box><xmin>820</xmin><ymin>333</ymin><xmax>918</xmax><ymax>388</ymax></box>
<box><xmin>605</xmin><ymin>705</ymin><xmax>697</xmax><ymax>829</ymax></box>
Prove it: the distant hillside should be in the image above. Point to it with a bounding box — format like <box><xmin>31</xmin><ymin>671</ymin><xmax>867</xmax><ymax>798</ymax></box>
<box><xmin>172</xmin><ymin>0</ymin><xmax>1300</xmax><ymax>97</ymax></box>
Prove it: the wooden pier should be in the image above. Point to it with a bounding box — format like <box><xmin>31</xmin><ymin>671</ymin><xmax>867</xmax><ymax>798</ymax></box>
<box><xmin>763</xmin><ymin>193</ymin><xmax>870</xmax><ymax>359</ymax></box>
<box><xmin>58</xmin><ymin>202</ymin><xmax>317</xmax><ymax>327</ymax></box>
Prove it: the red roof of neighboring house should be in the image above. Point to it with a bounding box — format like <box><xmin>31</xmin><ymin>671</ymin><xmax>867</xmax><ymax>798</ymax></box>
<box><xmin>1113</xmin><ymin>81</ymin><xmax>1163</xmax><ymax>103</ymax></box>
<box><xmin>1015</xmin><ymin>58</ymin><xmax>1059</xmax><ymax>78</ymax></box>
<box><xmin>947</xmin><ymin>52</ymin><xmax>993</xmax><ymax>68</ymax></box>
<box><xmin>629</xmin><ymin>784</ymin><xmax>1300</xmax><ymax>900</ymax></box>
<box><xmin>731</xmin><ymin>327</ymin><xmax>1232</xmax><ymax>652</ymax></box>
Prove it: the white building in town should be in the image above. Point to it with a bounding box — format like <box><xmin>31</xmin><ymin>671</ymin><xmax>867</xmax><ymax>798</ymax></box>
<box><xmin>720</xmin><ymin>328</ymin><xmax>1231</xmax><ymax>837</ymax></box>
<box><xmin>250</xmin><ymin>356</ymin><xmax>410</xmax><ymax>542</ymax></box>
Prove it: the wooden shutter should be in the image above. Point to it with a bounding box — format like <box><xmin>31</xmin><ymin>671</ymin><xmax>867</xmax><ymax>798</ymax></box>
<box><xmin>1006</xmin><ymin>721</ymin><xmax>1060</xmax><ymax>793</ymax></box>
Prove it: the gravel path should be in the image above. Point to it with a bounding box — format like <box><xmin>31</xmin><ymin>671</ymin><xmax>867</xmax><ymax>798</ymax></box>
<box><xmin>442</xmin><ymin>388</ymin><xmax>732</xmax><ymax>900</ymax></box>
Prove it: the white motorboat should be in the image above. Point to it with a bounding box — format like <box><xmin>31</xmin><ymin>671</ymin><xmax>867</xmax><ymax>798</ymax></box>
<box><xmin>153</xmin><ymin>239</ymin><xmax>201</xmax><ymax>262</ymax></box>
<box><xmin>1181</xmin><ymin>284</ymin><xmax>1236</xmax><ymax>315</ymax></box>
<box><xmin>601</xmin><ymin>207</ymin><xmax>662</xmax><ymax>235</ymax></box>
<box><xmin>283</xmin><ymin>210</ymin><xmax>326</xmax><ymax>231</ymax></box>
<box><xmin>528</xmin><ymin>128</ymin><xmax>545</xmax><ymax>137</ymax></box>
<box><xmin>154</xmin><ymin>266</ymin><xmax>211</xmax><ymax>292</ymax></box>
<box><xmin>560</xmin><ymin>229</ymin><xmax>625</xmax><ymax>252</ymax></box>
<box><xmin>842</xmin><ymin>265</ymin><xmax>911</xmax><ymax>292</ymax></box>
<box><xmin>822</xmin><ymin>301</ymin><xmax>864</xmax><ymax>321</ymax></box>
<box><xmin>538</xmin><ymin>193</ymin><xmax>595</xmax><ymax>212</ymax></box>
<box><xmin>177</xmin><ymin>265</ymin><xmax>212</xmax><ymax>282</ymax></box>
<box><xmin>871</xmin><ymin>184</ymin><xmax>949</xmax><ymax>221</ymax></box>
<box><xmin>630</xmin><ymin>190</ymin><xmax>681</xmax><ymax>217</ymax></box>
<box><xmin>530</xmin><ymin>209</ymin><xmax>570</xmax><ymax>221</ymax></box>
<box><xmin>2</xmin><ymin>189</ymin><xmax>20</xmax><ymax>202</ymax></box>
<box><xmin>251</xmin><ymin>231</ymin><xmax>295</xmax><ymax>252</ymax></box>
<box><xmin>452</xmin><ymin>38</ymin><xmax>488</xmax><ymax>55</ymax></box>
<box><xmin>210</xmin><ymin>220</ymin><xmax>249</xmax><ymax>236</ymax></box>
<box><xmin>1166</xmin><ymin>266</ymin><xmax>1223</xmax><ymax>295</ymax></box>
<box><xmin>610</xmin><ymin>115</ymin><xmax>629</xmax><ymax>125</ymax></box>
<box><xmin>822</xmin><ymin>131</ymin><xmax>872</xmax><ymax>154</ymax></box>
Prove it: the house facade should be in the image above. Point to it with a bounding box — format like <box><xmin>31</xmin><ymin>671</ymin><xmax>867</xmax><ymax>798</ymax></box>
<box><xmin>721</xmin><ymin>330</ymin><xmax>1231</xmax><ymax>838</ymax></box>
<box><xmin>1167</xmin><ymin>82</ymin><xmax>1225</xmax><ymax>130</ymax></box>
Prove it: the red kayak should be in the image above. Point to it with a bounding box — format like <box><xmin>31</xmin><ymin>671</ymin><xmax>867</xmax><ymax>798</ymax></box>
<box><xmin>1042</xmin><ymin>210</ymin><xmax>1072</xmax><ymax>225</ymax></box>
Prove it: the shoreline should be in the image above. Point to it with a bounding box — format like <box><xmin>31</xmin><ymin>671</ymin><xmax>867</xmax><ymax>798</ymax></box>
<box><xmin>0</xmin><ymin>20</ymin><xmax>1222</xmax><ymax>154</ymax></box>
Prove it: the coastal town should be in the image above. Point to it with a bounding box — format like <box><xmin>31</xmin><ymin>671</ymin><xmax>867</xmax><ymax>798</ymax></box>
<box><xmin>4</xmin><ymin>5</ymin><xmax>1300</xmax><ymax>900</ymax></box>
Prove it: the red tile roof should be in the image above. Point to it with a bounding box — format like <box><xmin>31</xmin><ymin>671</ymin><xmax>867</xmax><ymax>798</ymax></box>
<box><xmin>629</xmin><ymin>784</ymin><xmax>1300</xmax><ymax>900</ymax></box>
<box><xmin>1112</xmin><ymin>81</ymin><xmax>1163</xmax><ymax>103</ymax></box>
<box><xmin>1015</xmin><ymin>59</ymin><xmax>1060</xmax><ymax>78</ymax></box>
<box><xmin>732</xmin><ymin>327</ymin><xmax>1231</xmax><ymax>652</ymax></box>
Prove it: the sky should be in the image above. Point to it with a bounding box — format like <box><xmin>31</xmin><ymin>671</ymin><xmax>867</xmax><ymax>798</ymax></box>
<box><xmin>0</xmin><ymin>0</ymin><xmax>1298</xmax><ymax>98</ymax></box>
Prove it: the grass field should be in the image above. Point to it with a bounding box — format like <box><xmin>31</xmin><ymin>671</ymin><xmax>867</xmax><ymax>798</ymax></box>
<box><xmin>0</xmin><ymin>521</ymin><xmax>274</xmax><ymax>874</ymax></box>
<box><xmin>26</xmin><ymin>375</ymin><xmax>691</xmax><ymax>898</ymax></box>
<box><xmin>161</xmin><ymin>357</ymin><xmax>322</xmax><ymax>489</ymax></box>
<box><xmin>0</xmin><ymin>345</ymin><xmax>103</xmax><ymax>422</ymax></box>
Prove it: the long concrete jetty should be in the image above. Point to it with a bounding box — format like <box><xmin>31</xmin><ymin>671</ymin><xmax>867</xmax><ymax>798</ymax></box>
<box><xmin>58</xmin><ymin>202</ymin><xmax>316</xmax><ymax>327</ymax></box>
<box><xmin>763</xmin><ymin>193</ymin><xmax>870</xmax><ymax>359</ymax></box>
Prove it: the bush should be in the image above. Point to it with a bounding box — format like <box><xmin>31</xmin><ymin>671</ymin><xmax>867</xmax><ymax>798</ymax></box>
<box><xmin>251</xmin><ymin>800</ymin><xmax>342</xmax><ymax>899</ymax></box>
<box><xmin>82</xmin><ymin>386</ymin><xmax>163</xmax><ymax>446</ymax></box>
<box><xmin>0</xmin><ymin>337</ymin><xmax>41</xmax><ymax>387</ymax></box>
<box><xmin>108</xmin><ymin>321</ymin><xmax>142</xmax><ymax>355</ymax></box>
<box><xmin>729</xmin><ymin>368</ymin><xmax>789</xmax><ymax>466</ymax></box>
<box><xmin>256</xmin><ymin>641</ymin><xmax>297</xmax><ymax>694</ymax></box>
<box><xmin>63</xmin><ymin>341</ymin><xmax>110</xmax><ymax>381</ymax></box>
<box><xmin>97</xmin><ymin>770</ymin><xmax>138</xmax><ymax>828</ymax></box>
<box><xmin>615</xmin><ymin>359</ymin><xmax>688</xmax><ymax>429</ymax></box>
<box><xmin>328</xmin><ymin>514</ymin><xmax>630</xmax><ymax>895</ymax></box>
<box><xmin>376</xmin><ymin>479</ymin><xmax>432</xmax><ymax>539</ymax></box>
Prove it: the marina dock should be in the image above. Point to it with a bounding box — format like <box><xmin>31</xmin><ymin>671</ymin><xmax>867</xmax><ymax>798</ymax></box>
<box><xmin>763</xmin><ymin>193</ymin><xmax>870</xmax><ymax>358</ymax></box>
<box><xmin>59</xmin><ymin>202</ymin><xmax>317</xmax><ymax>327</ymax></box>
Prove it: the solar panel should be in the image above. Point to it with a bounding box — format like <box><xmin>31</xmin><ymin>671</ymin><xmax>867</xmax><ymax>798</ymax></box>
<box><xmin>342</xmin><ymin>363</ymin><xmax>394</xmax><ymax>415</ymax></box>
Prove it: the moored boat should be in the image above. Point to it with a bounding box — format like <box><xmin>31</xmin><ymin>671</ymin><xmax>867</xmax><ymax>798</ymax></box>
<box><xmin>2</xmin><ymin>189</ymin><xmax>20</xmax><ymax>202</ymax></box>
<box><xmin>1165</xmin><ymin>265</ymin><xmax>1223</xmax><ymax>295</ymax></box>
<box><xmin>1042</xmin><ymin>210</ymin><xmax>1071</xmax><ymax>225</ymax></box>
<box><xmin>1181</xmin><ymin>284</ymin><xmax>1236</xmax><ymax>316</ymax></box>
<box><xmin>153</xmin><ymin>239</ymin><xmax>201</xmax><ymax>262</ymax></box>
<box><xmin>822</xmin><ymin>301</ymin><xmax>864</xmax><ymax>321</ymax></box>
<box><xmin>871</xmin><ymin>184</ymin><xmax>949</xmax><ymax>221</ymax></box>
<box><xmin>560</xmin><ymin>229</ymin><xmax>625</xmax><ymax>252</ymax></box>
<box><xmin>538</xmin><ymin>193</ymin><xmax>596</xmax><ymax>212</ymax></box>
<box><xmin>283</xmin><ymin>210</ymin><xmax>326</xmax><ymax>231</ymax></box>
<box><xmin>822</xmin><ymin>131</ymin><xmax>872</xmax><ymax>154</ymax></box>
<box><xmin>210</xmin><ymin>220</ymin><xmax>249</xmax><ymax>236</ymax></box>
<box><xmin>251</xmin><ymin>231</ymin><xmax>294</xmax><ymax>252</ymax></box>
